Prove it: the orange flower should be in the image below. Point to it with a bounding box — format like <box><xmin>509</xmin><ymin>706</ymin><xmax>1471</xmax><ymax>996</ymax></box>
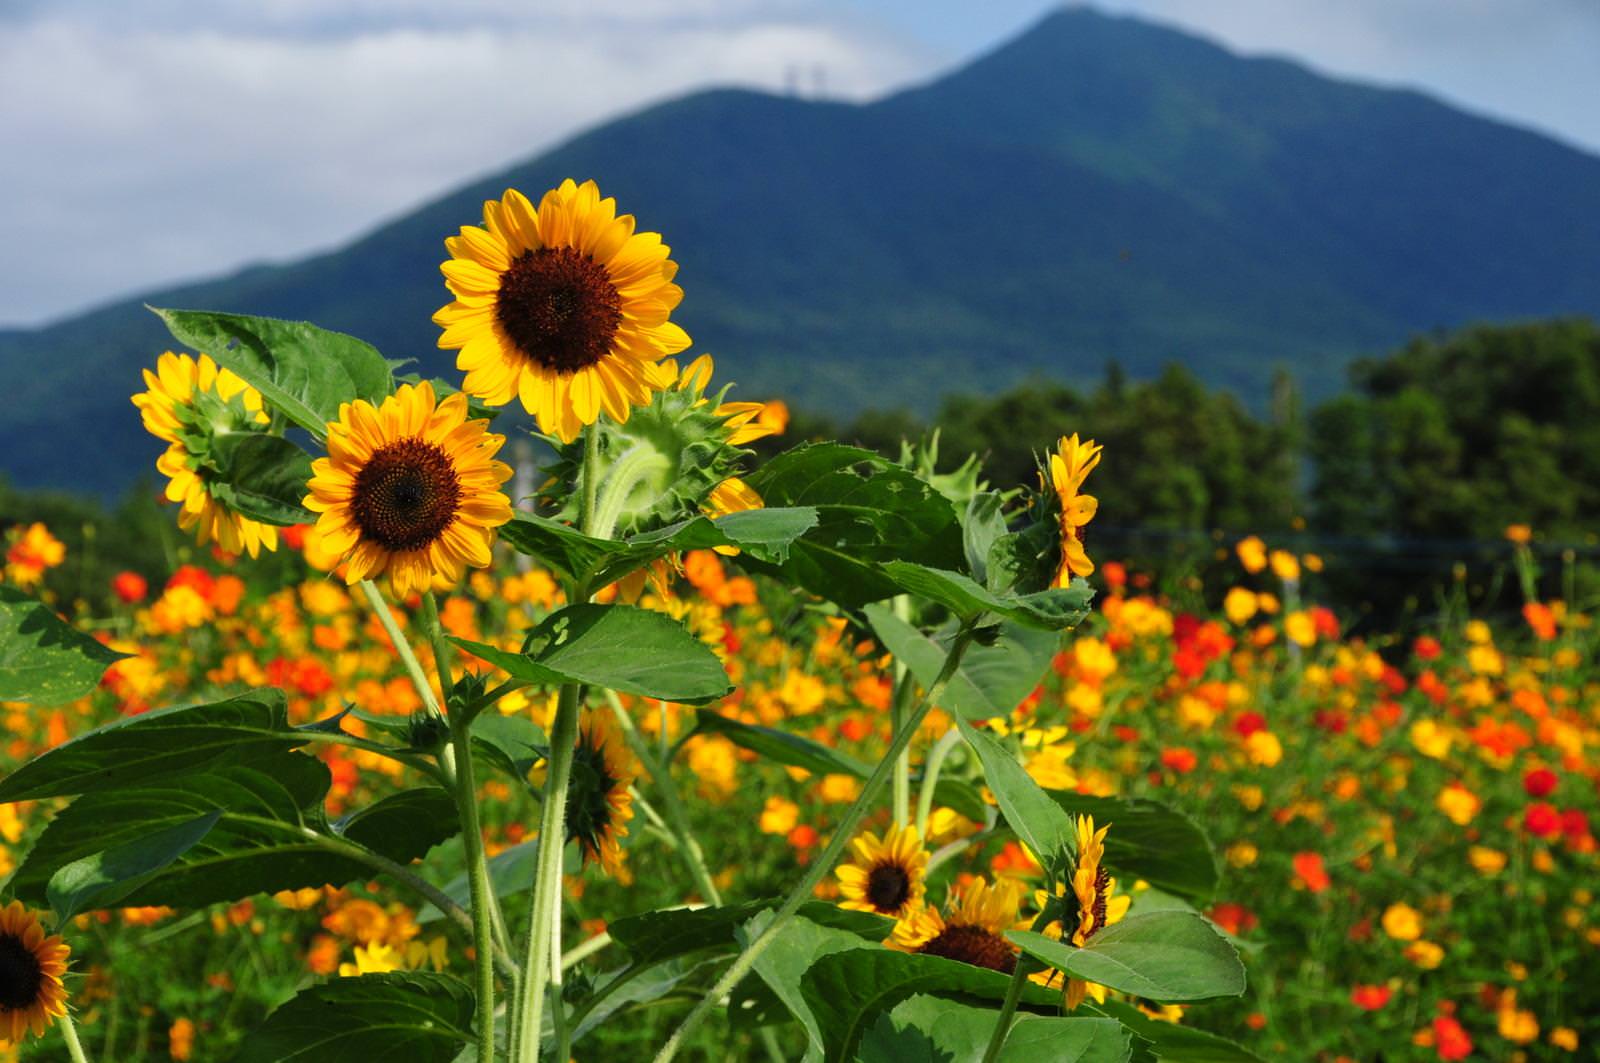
<box><xmin>1292</xmin><ymin>851</ymin><xmax>1330</xmax><ymax>893</ymax></box>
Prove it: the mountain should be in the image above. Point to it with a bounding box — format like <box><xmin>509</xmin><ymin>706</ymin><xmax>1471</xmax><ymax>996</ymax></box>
<box><xmin>5</xmin><ymin>5</ymin><xmax>1600</xmax><ymax>496</ymax></box>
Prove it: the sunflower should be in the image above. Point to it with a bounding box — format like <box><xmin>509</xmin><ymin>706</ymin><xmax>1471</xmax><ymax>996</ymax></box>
<box><xmin>1046</xmin><ymin>433</ymin><xmax>1102</xmax><ymax>585</ymax></box>
<box><xmin>0</xmin><ymin>901</ymin><xmax>70</xmax><ymax>1045</ymax></box>
<box><xmin>131</xmin><ymin>352</ymin><xmax>280</xmax><ymax>558</ymax></box>
<box><xmin>1031</xmin><ymin>815</ymin><xmax>1132</xmax><ymax>1008</ymax></box>
<box><xmin>565</xmin><ymin>712</ymin><xmax>637</xmax><ymax>876</ymax></box>
<box><xmin>836</xmin><ymin>823</ymin><xmax>928</xmax><ymax>924</ymax></box>
<box><xmin>434</xmin><ymin>179</ymin><xmax>691</xmax><ymax>443</ymax></box>
<box><xmin>892</xmin><ymin>876</ymin><xmax>1025</xmax><ymax>973</ymax></box>
<box><xmin>303</xmin><ymin>381</ymin><xmax>514</xmax><ymax>598</ymax></box>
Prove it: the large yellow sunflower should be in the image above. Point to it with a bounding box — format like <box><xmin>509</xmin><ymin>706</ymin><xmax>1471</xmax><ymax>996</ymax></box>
<box><xmin>1046</xmin><ymin>433</ymin><xmax>1102</xmax><ymax>585</ymax></box>
<box><xmin>0</xmin><ymin>901</ymin><xmax>70</xmax><ymax>1045</ymax></box>
<box><xmin>1031</xmin><ymin>814</ymin><xmax>1132</xmax><ymax>1008</ymax></box>
<box><xmin>131</xmin><ymin>352</ymin><xmax>280</xmax><ymax>557</ymax></box>
<box><xmin>434</xmin><ymin>179</ymin><xmax>691</xmax><ymax>442</ymax></box>
<box><xmin>303</xmin><ymin>381</ymin><xmax>513</xmax><ymax>598</ymax></box>
<box><xmin>891</xmin><ymin>875</ymin><xmax>1025</xmax><ymax>974</ymax></box>
<box><xmin>836</xmin><ymin>823</ymin><xmax>928</xmax><ymax>924</ymax></box>
<box><xmin>566</xmin><ymin>712</ymin><xmax>637</xmax><ymax>876</ymax></box>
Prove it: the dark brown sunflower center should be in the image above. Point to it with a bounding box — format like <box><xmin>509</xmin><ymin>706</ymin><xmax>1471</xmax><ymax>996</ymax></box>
<box><xmin>495</xmin><ymin>246</ymin><xmax>623</xmax><ymax>374</ymax></box>
<box><xmin>1088</xmin><ymin>865</ymin><xmax>1110</xmax><ymax>938</ymax></box>
<box><xmin>351</xmin><ymin>439</ymin><xmax>461</xmax><ymax>552</ymax></box>
<box><xmin>0</xmin><ymin>933</ymin><xmax>43</xmax><ymax>1011</ymax></box>
<box><xmin>565</xmin><ymin>738</ymin><xmax>621</xmax><ymax>862</ymax></box>
<box><xmin>866</xmin><ymin>863</ymin><xmax>912</xmax><ymax>912</ymax></box>
<box><xmin>917</xmin><ymin>925</ymin><xmax>1016</xmax><ymax>974</ymax></box>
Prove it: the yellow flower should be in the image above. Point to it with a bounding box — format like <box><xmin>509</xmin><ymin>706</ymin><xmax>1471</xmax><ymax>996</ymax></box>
<box><xmin>304</xmin><ymin>381</ymin><xmax>513</xmax><ymax>598</ymax></box>
<box><xmin>1235</xmin><ymin>536</ymin><xmax>1267</xmax><ymax>573</ymax></box>
<box><xmin>1436</xmin><ymin>783</ymin><xmax>1480</xmax><ymax>826</ymax></box>
<box><xmin>1496</xmin><ymin>992</ymin><xmax>1539</xmax><ymax>1044</ymax></box>
<box><xmin>434</xmin><ymin>179</ymin><xmax>690</xmax><ymax>442</ymax></box>
<box><xmin>1245</xmin><ymin>731</ymin><xmax>1283</xmax><ymax>767</ymax></box>
<box><xmin>1045</xmin><ymin>816</ymin><xmax>1134</xmax><ymax>1009</ymax></box>
<box><xmin>1464</xmin><ymin>619</ymin><xmax>1492</xmax><ymax>645</ymax></box>
<box><xmin>836</xmin><ymin>823</ymin><xmax>928</xmax><ymax>923</ymax></box>
<box><xmin>131</xmin><ymin>352</ymin><xmax>280</xmax><ymax>557</ymax></box>
<box><xmin>1381</xmin><ymin>902</ymin><xmax>1423</xmax><ymax>942</ymax></box>
<box><xmin>1402</xmin><ymin>940</ymin><xmax>1444</xmax><ymax>969</ymax></box>
<box><xmin>1269</xmin><ymin>550</ymin><xmax>1300</xmax><ymax>582</ymax></box>
<box><xmin>1284</xmin><ymin>611</ymin><xmax>1316</xmax><ymax>647</ymax></box>
<box><xmin>1223</xmin><ymin>587</ymin><xmax>1258</xmax><ymax>626</ymax></box>
<box><xmin>758</xmin><ymin>797</ymin><xmax>799</xmax><ymax>836</ymax></box>
<box><xmin>1226</xmin><ymin>841</ymin><xmax>1258</xmax><ymax>868</ymax></box>
<box><xmin>1409</xmin><ymin>719</ymin><xmax>1453</xmax><ymax>760</ymax></box>
<box><xmin>338</xmin><ymin>943</ymin><xmax>403</xmax><ymax>977</ymax></box>
<box><xmin>1468</xmin><ymin>846</ymin><xmax>1507</xmax><ymax>875</ymax></box>
<box><xmin>893</xmin><ymin>876</ymin><xmax>1023</xmax><ymax>973</ymax></box>
<box><xmin>1045</xmin><ymin>434</ymin><xmax>1102</xmax><ymax>585</ymax></box>
<box><xmin>1467</xmin><ymin>644</ymin><xmax>1503</xmax><ymax>676</ymax></box>
<box><xmin>1550</xmin><ymin>1027</ymin><xmax>1579</xmax><ymax>1051</ymax></box>
<box><xmin>0</xmin><ymin>901</ymin><xmax>71</xmax><ymax>1045</ymax></box>
<box><xmin>818</xmin><ymin>774</ymin><xmax>861</xmax><ymax>804</ymax></box>
<box><xmin>1504</xmin><ymin>523</ymin><xmax>1532</xmax><ymax>545</ymax></box>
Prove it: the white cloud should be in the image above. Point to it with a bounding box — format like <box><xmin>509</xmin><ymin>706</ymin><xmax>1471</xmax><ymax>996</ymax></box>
<box><xmin>0</xmin><ymin>7</ymin><xmax>929</xmax><ymax>325</ymax></box>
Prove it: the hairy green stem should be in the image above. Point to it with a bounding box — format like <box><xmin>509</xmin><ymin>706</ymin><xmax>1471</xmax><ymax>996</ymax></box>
<box><xmin>605</xmin><ymin>690</ymin><xmax>722</xmax><ymax>904</ymax></box>
<box><xmin>979</xmin><ymin>960</ymin><xmax>1029</xmax><ymax>1063</ymax></box>
<box><xmin>59</xmin><ymin>1008</ymin><xmax>91</xmax><ymax>1063</ymax></box>
<box><xmin>588</xmin><ymin>444</ymin><xmax>673</xmax><ymax>542</ymax></box>
<box><xmin>890</xmin><ymin>595</ymin><xmax>914</xmax><ymax>827</ymax></box>
<box><xmin>358</xmin><ymin>580</ymin><xmax>442</xmax><ymax>717</ymax></box>
<box><xmin>915</xmin><ymin>726</ymin><xmax>963</xmax><ymax>838</ymax></box>
<box><xmin>653</xmin><ymin>625</ymin><xmax>978</xmax><ymax>1062</ymax></box>
<box><xmin>442</xmin><ymin>733</ymin><xmax>497</xmax><ymax>1061</ymax></box>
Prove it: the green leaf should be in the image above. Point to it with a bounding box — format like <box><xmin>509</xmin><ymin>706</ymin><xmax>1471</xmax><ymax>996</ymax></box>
<box><xmin>206</xmin><ymin>432</ymin><xmax>316</xmax><ymax>526</ymax></box>
<box><xmin>862</xmin><ymin>995</ymin><xmax>1132</xmax><ymax>1063</ymax></box>
<box><xmin>151</xmin><ymin>307</ymin><xmax>393</xmax><ymax>439</ymax></box>
<box><xmin>800</xmin><ymin>946</ymin><xmax>1059</xmax><ymax>1063</ymax></box>
<box><xmin>963</xmin><ymin>492</ymin><xmax>1011</xmax><ymax>588</ymax></box>
<box><xmin>1088</xmin><ymin>1001</ymin><xmax>1266</xmax><ymax>1062</ymax></box>
<box><xmin>469</xmin><ymin>714</ymin><xmax>547</xmax><ymax>782</ymax></box>
<box><xmin>863</xmin><ymin>606</ymin><xmax>1058</xmax><ymax>720</ymax></box>
<box><xmin>955</xmin><ymin>715</ymin><xmax>1076</xmax><ymax>863</ymax></box>
<box><xmin>335</xmin><ymin>788</ymin><xmax>458</xmax><ymax>863</ymax></box>
<box><xmin>744</xmin><ymin>443</ymin><xmax>964</xmax><ymax>608</ymax></box>
<box><xmin>418</xmin><ymin>839</ymin><xmax>546</xmax><ymax>925</ymax></box>
<box><xmin>499</xmin><ymin>514</ymin><xmax>606</xmax><ymax>585</ymax></box>
<box><xmin>1009</xmin><ymin>912</ymin><xmax>1246</xmax><ymax>1003</ymax></box>
<box><xmin>1047</xmin><ymin>793</ymin><xmax>1219</xmax><ymax>901</ymax></box>
<box><xmin>0</xmin><ymin>690</ymin><xmax>301</xmax><ymax>802</ymax></box>
<box><xmin>12</xmin><ymin>753</ymin><xmax>430</xmax><ymax>909</ymax></box>
<box><xmin>46</xmin><ymin>811</ymin><xmax>222</xmax><ymax>921</ymax></box>
<box><xmin>609</xmin><ymin>902</ymin><xmax>890</xmax><ymax>968</ymax></box>
<box><xmin>0</xmin><ymin>587</ymin><xmax>128</xmax><ymax>705</ymax></box>
<box><xmin>740</xmin><ymin>911</ymin><xmax>879</xmax><ymax>1061</ymax></box>
<box><xmin>450</xmin><ymin>604</ymin><xmax>731</xmax><ymax>705</ymax></box>
<box><xmin>692</xmin><ymin>711</ymin><xmax>869</xmax><ymax>777</ymax></box>
<box><xmin>235</xmin><ymin>972</ymin><xmax>474</xmax><ymax>1063</ymax></box>
<box><xmin>882</xmin><ymin>562</ymin><xmax>1094</xmax><ymax>630</ymax></box>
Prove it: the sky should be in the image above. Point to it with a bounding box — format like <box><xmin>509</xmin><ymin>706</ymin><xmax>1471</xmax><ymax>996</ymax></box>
<box><xmin>3</xmin><ymin>0</ymin><xmax>1597</xmax><ymax>328</ymax></box>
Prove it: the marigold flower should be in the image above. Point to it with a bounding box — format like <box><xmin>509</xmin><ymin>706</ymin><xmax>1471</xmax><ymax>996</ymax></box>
<box><xmin>1381</xmin><ymin>902</ymin><xmax>1423</xmax><ymax>942</ymax></box>
<box><xmin>1350</xmin><ymin>984</ymin><xmax>1391</xmax><ymax>1010</ymax></box>
<box><xmin>1235</xmin><ymin>536</ymin><xmax>1267</xmax><ymax>573</ymax></box>
<box><xmin>1292</xmin><ymin>851</ymin><xmax>1330</xmax><ymax>893</ymax></box>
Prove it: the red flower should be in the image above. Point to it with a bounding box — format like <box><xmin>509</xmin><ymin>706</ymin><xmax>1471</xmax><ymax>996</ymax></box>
<box><xmin>1432</xmin><ymin>1015</ymin><xmax>1472</xmax><ymax>1060</ymax></box>
<box><xmin>1101</xmin><ymin>561</ymin><xmax>1127</xmax><ymax>591</ymax></box>
<box><xmin>1310</xmin><ymin>606</ymin><xmax>1340</xmax><ymax>640</ymax></box>
<box><xmin>1233</xmin><ymin>712</ymin><xmax>1267</xmax><ymax>738</ymax></box>
<box><xmin>1113</xmin><ymin>724</ymin><xmax>1141</xmax><ymax>743</ymax></box>
<box><xmin>166</xmin><ymin>563</ymin><xmax>215</xmax><ymax>599</ymax></box>
<box><xmin>1560</xmin><ymin>808</ymin><xmax>1590</xmax><ymax>842</ymax></box>
<box><xmin>1292</xmin><ymin>851</ymin><xmax>1330</xmax><ymax>893</ymax></box>
<box><xmin>1413</xmin><ymin>636</ymin><xmax>1442</xmax><ymax>661</ymax></box>
<box><xmin>1523</xmin><ymin>767</ymin><xmax>1558</xmax><ymax>798</ymax></box>
<box><xmin>1161</xmin><ymin>747</ymin><xmax>1198</xmax><ymax>774</ymax></box>
<box><xmin>1350</xmin><ymin>984</ymin><xmax>1390</xmax><ymax>1010</ymax></box>
<box><xmin>281</xmin><ymin>523</ymin><xmax>310</xmax><ymax>550</ymax></box>
<box><xmin>111</xmin><ymin>571</ymin><xmax>148</xmax><ymax>603</ymax></box>
<box><xmin>1207</xmin><ymin>902</ymin><xmax>1256</xmax><ymax>935</ymax></box>
<box><xmin>1524</xmin><ymin>802</ymin><xmax>1561</xmax><ymax>838</ymax></box>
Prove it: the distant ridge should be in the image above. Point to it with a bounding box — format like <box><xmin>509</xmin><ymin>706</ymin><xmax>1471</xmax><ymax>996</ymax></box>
<box><xmin>4</xmin><ymin>5</ymin><xmax>1599</xmax><ymax>495</ymax></box>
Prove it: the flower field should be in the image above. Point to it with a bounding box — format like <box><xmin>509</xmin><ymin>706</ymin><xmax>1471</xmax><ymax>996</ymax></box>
<box><xmin>2</xmin><ymin>517</ymin><xmax>1594</xmax><ymax>1060</ymax></box>
<box><xmin>0</xmin><ymin>179</ymin><xmax>1594</xmax><ymax>1062</ymax></box>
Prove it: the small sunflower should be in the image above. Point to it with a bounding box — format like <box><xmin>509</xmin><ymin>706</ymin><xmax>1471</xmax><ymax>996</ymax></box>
<box><xmin>1031</xmin><ymin>815</ymin><xmax>1132</xmax><ymax>1008</ymax></box>
<box><xmin>0</xmin><ymin>901</ymin><xmax>70</xmax><ymax>1045</ymax></box>
<box><xmin>566</xmin><ymin>712</ymin><xmax>637</xmax><ymax>876</ymax></box>
<box><xmin>303</xmin><ymin>381</ymin><xmax>514</xmax><ymax>598</ymax></box>
<box><xmin>434</xmin><ymin>179</ymin><xmax>691</xmax><ymax>442</ymax></box>
<box><xmin>892</xmin><ymin>876</ymin><xmax>1025</xmax><ymax>974</ymax></box>
<box><xmin>836</xmin><ymin>823</ymin><xmax>928</xmax><ymax>923</ymax></box>
<box><xmin>1046</xmin><ymin>433</ymin><xmax>1102</xmax><ymax>585</ymax></box>
<box><xmin>131</xmin><ymin>352</ymin><xmax>280</xmax><ymax>557</ymax></box>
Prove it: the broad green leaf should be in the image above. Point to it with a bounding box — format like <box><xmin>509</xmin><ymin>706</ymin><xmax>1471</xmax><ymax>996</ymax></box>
<box><xmin>235</xmin><ymin>972</ymin><xmax>474</xmax><ymax>1063</ymax></box>
<box><xmin>882</xmin><ymin>562</ymin><xmax>1094</xmax><ymax>630</ymax></box>
<box><xmin>0</xmin><ymin>587</ymin><xmax>128</xmax><ymax>705</ymax></box>
<box><xmin>861</xmin><ymin>995</ymin><xmax>1132</xmax><ymax>1063</ymax></box>
<box><xmin>692</xmin><ymin>711</ymin><xmax>869</xmax><ymax>777</ymax></box>
<box><xmin>962</xmin><ymin>492</ymin><xmax>1011</xmax><ymax>588</ymax></box>
<box><xmin>12</xmin><ymin>753</ymin><xmax>437</xmax><ymax>908</ymax></box>
<box><xmin>1047</xmin><ymin>793</ymin><xmax>1219</xmax><ymax>900</ymax></box>
<box><xmin>608</xmin><ymin>901</ymin><xmax>890</xmax><ymax>968</ymax></box>
<box><xmin>0</xmin><ymin>690</ymin><xmax>301</xmax><ymax>802</ymax></box>
<box><xmin>566</xmin><ymin>955</ymin><xmax>724</xmax><ymax>1049</ymax></box>
<box><xmin>691</xmin><ymin>710</ymin><xmax>985</xmax><ymax>821</ymax></box>
<box><xmin>46</xmin><ymin>811</ymin><xmax>221</xmax><ymax>921</ymax></box>
<box><xmin>451</xmin><ymin>604</ymin><xmax>731</xmax><ymax>705</ymax></box>
<box><xmin>955</xmin><ymin>715</ymin><xmax>1076</xmax><ymax>863</ymax></box>
<box><xmin>863</xmin><ymin>605</ymin><xmax>1058</xmax><ymax>720</ymax></box>
<box><xmin>800</xmin><ymin>946</ymin><xmax>1058</xmax><ymax>1063</ymax></box>
<box><xmin>418</xmin><ymin>839</ymin><xmax>552</xmax><ymax>925</ymax></box>
<box><xmin>1089</xmin><ymin>1001</ymin><xmax>1266</xmax><ymax>1062</ymax></box>
<box><xmin>744</xmin><ymin>443</ymin><xmax>964</xmax><ymax>608</ymax></box>
<box><xmin>336</xmin><ymin>788</ymin><xmax>458</xmax><ymax>863</ymax></box>
<box><xmin>740</xmin><ymin>911</ymin><xmax>878</xmax><ymax>1062</ymax></box>
<box><xmin>499</xmin><ymin>514</ymin><xmax>606</xmax><ymax>585</ymax></box>
<box><xmin>469</xmin><ymin>713</ymin><xmax>547</xmax><ymax>782</ymax></box>
<box><xmin>1010</xmin><ymin>912</ymin><xmax>1246</xmax><ymax>1003</ymax></box>
<box><xmin>151</xmin><ymin>307</ymin><xmax>394</xmax><ymax>439</ymax></box>
<box><xmin>206</xmin><ymin>432</ymin><xmax>316</xmax><ymax>526</ymax></box>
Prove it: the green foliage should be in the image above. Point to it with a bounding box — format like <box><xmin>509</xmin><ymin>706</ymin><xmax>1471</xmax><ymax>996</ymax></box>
<box><xmin>863</xmin><ymin>606</ymin><xmax>1059</xmax><ymax>720</ymax></box>
<box><xmin>954</xmin><ymin>715</ymin><xmax>1077</xmax><ymax>863</ymax></box>
<box><xmin>1010</xmin><ymin>913</ymin><xmax>1246</xmax><ymax>1002</ymax></box>
<box><xmin>863</xmin><ymin>996</ymin><xmax>1132</xmax><ymax>1063</ymax></box>
<box><xmin>47</xmin><ymin>811</ymin><xmax>223</xmax><ymax>921</ymax></box>
<box><xmin>882</xmin><ymin>561</ymin><xmax>1095</xmax><ymax>630</ymax></box>
<box><xmin>1047</xmin><ymin>793</ymin><xmax>1219</xmax><ymax>900</ymax></box>
<box><xmin>0</xmin><ymin>586</ymin><xmax>128</xmax><ymax>703</ymax></box>
<box><xmin>205</xmin><ymin>433</ymin><xmax>316</xmax><ymax>526</ymax></box>
<box><xmin>234</xmin><ymin>973</ymin><xmax>476</xmax><ymax>1063</ymax></box>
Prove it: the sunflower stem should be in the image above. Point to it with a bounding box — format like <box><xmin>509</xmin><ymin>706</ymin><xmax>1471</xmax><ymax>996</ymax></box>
<box><xmin>915</xmin><ymin>726</ymin><xmax>963</xmax><ymax>838</ymax></box>
<box><xmin>579</xmin><ymin>421</ymin><xmax>602</xmax><ymax>537</ymax></box>
<box><xmin>588</xmin><ymin>443</ymin><xmax>672</xmax><ymax>542</ymax></box>
<box><xmin>604</xmin><ymin>689</ymin><xmax>722</xmax><ymax>904</ymax></box>
<box><xmin>443</xmin><ymin>728</ymin><xmax>499</xmax><ymax>1062</ymax></box>
<box><xmin>357</xmin><ymin>579</ymin><xmax>443</xmax><ymax>718</ymax></box>
<box><xmin>59</xmin><ymin>1009</ymin><xmax>91</xmax><ymax>1063</ymax></box>
<box><xmin>890</xmin><ymin>596</ymin><xmax>914</xmax><ymax>828</ymax></box>
<box><xmin>979</xmin><ymin>959</ymin><xmax>1030</xmax><ymax>1063</ymax></box>
<box><xmin>653</xmin><ymin>624</ymin><xmax>979</xmax><ymax>1063</ymax></box>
